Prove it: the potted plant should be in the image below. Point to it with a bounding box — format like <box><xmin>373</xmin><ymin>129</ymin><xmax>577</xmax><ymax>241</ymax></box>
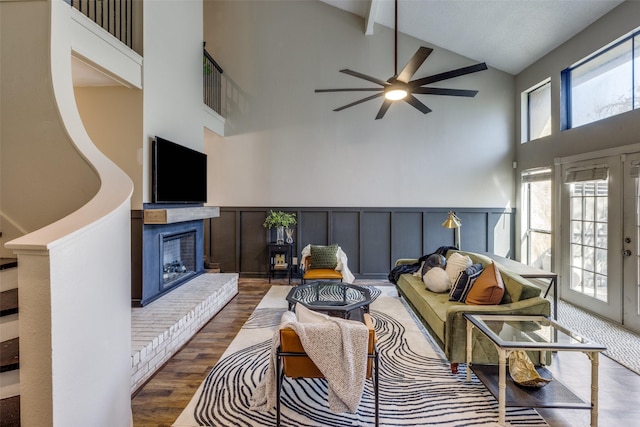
<box><xmin>263</xmin><ymin>210</ymin><xmax>297</xmax><ymax>244</ymax></box>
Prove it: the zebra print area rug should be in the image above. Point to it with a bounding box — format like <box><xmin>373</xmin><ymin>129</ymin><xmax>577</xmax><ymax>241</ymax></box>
<box><xmin>173</xmin><ymin>286</ymin><xmax>548</xmax><ymax>427</ymax></box>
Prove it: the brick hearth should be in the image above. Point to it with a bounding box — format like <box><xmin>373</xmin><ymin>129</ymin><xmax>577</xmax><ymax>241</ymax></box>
<box><xmin>130</xmin><ymin>273</ymin><xmax>238</xmax><ymax>393</ymax></box>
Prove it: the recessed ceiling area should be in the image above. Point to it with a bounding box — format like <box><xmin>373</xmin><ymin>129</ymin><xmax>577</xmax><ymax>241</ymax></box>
<box><xmin>321</xmin><ymin>0</ymin><xmax>624</xmax><ymax>75</ymax></box>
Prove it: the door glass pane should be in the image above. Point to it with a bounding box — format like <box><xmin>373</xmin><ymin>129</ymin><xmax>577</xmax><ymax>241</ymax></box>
<box><xmin>571</xmin><ymin>39</ymin><xmax>633</xmax><ymax>127</ymax></box>
<box><xmin>569</xmin><ymin>180</ymin><xmax>608</xmax><ymax>302</ymax></box>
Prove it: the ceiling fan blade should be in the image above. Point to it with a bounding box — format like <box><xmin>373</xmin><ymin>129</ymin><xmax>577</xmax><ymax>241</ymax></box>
<box><xmin>340</xmin><ymin>69</ymin><xmax>390</xmax><ymax>87</ymax></box>
<box><xmin>404</xmin><ymin>95</ymin><xmax>432</xmax><ymax>115</ymax></box>
<box><xmin>315</xmin><ymin>88</ymin><xmax>384</xmax><ymax>93</ymax></box>
<box><xmin>375</xmin><ymin>99</ymin><xmax>393</xmax><ymax>120</ymax></box>
<box><xmin>333</xmin><ymin>93</ymin><xmax>384</xmax><ymax>112</ymax></box>
<box><xmin>410</xmin><ymin>63</ymin><xmax>488</xmax><ymax>87</ymax></box>
<box><xmin>412</xmin><ymin>87</ymin><xmax>479</xmax><ymax>97</ymax></box>
<box><xmin>397</xmin><ymin>47</ymin><xmax>433</xmax><ymax>83</ymax></box>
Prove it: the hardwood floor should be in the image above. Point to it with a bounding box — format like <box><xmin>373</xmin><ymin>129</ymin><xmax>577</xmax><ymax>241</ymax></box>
<box><xmin>131</xmin><ymin>278</ymin><xmax>272</xmax><ymax>427</ymax></box>
<box><xmin>131</xmin><ymin>278</ymin><xmax>640</xmax><ymax>427</ymax></box>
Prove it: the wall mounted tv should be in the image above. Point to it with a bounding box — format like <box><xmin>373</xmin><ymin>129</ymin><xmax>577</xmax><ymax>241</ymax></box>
<box><xmin>152</xmin><ymin>136</ymin><xmax>207</xmax><ymax>204</ymax></box>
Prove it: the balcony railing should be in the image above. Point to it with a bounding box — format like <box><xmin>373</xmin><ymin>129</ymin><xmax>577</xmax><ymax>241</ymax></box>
<box><xmin>204</xmin><ymin>48</ymin><xmax>223</xmax><ymax>116</ymax></box>
<box><xmin>66</xmin><ymin>0</ymin><xmax>133</xmax><ymax>48</ymax></box>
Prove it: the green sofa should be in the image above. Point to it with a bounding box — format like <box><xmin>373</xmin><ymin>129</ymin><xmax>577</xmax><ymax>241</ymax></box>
<box><xmin>395</xmin><ymin>250</ymin><xmax>551</xmax><ymax>373</ymax></box>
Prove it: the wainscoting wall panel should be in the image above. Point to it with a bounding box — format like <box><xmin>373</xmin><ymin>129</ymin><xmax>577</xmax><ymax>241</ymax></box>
<box><xmin>204</xmin><ymin>207</ymin><xmax>514</xmax><ymax>279</ymax></box>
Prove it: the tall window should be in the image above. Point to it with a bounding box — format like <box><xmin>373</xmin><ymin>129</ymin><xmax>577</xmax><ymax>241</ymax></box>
<box><xmin>524</xmin><ymin>80</ymin><xmax>551</xmax><ymax>142</ymax></box>
<box><xmin>522</xmin><ymin>168</ymin><xmax>552</xmax><ymax>270</ymax></box>
<box><xmin>566</xmin><ymin>167</ymin><xmax>609</xmax><ymax>301</ymax></box>
<box><xmin>564</xmin><ymin>30</ymin><xmax>640</xmax><ymax>129</ymax></box>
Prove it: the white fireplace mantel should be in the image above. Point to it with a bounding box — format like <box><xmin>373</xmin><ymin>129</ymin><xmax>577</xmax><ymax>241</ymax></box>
<box><xmin>143</xmin><ymin>206</ymin><xmax>220</xmax><ymax>225</ymax></box>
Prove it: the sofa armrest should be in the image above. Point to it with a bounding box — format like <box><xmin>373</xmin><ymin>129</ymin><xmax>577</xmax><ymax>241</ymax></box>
<box><xmin>395</xmin><ymin>258</ymin><xmax>418</xmax><ymax>267</ymax></box>
<box><xmin>444</xmin><ymin>297</ymin><xmax>551</xmax><ymax>363</ymax></box>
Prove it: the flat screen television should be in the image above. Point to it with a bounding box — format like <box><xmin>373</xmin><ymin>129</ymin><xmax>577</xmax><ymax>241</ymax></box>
<box><xmin>152</xmin><ymin>136</ymin><xmax>207</xmax><ymax>204</ymax></box>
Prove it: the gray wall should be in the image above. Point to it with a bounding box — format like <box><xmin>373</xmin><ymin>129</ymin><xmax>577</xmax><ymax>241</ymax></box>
<box><xmin>515</xmin><ymin>0</ymin><xmax>640</xmax><ymax>171</ymax></box>
<box><xmin>205</xmin><ymin>207</ymin><xmax>514</xmax><ymax>279</ymax></box>
<box><xmin>203</xmin><ymin>1</ymin><xmax>516</xmax><ymax>209</ymax></box>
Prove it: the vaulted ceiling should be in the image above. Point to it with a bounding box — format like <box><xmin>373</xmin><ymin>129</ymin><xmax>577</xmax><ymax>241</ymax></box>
<box><xmin>321</xmin><ymin>0</ymin><xmax>624</xmax><ymax>75</ymax></box>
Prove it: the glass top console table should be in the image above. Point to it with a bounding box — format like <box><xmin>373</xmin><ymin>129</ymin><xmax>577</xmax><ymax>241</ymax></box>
<box><xmin>464</xmin><ymin>314</ymin><xmax>606</xmax><ymax>426</ymax></box>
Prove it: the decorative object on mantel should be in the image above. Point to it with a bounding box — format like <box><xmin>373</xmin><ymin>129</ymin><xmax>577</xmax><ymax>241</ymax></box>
<box><xmin>314</xmin><ymin>0</ymin><xmax>487</xmax><ymax>120</ymax></box>
<box><xmin>285</xmin><ymin>228</ymin><xmax>294</xmax><ymax>244</ymax></box>
<box><xmin>442</xmin><ymin>211</ymin><xmax>462</xmax><ymax>249</ymax></box>
<box><xmin>263</xmin><ymin>210</ymin><xmax>297</xmax><ymax>244</ymax></box>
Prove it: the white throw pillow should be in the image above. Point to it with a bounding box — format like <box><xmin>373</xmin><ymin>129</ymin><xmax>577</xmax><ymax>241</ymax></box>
<box><xmin>295</xmin><ymin>304</ymin><xmax>330</xmax><ymax>323</ymax></box>
<box><xmin>445</xmin><ymin>252</ymin><xmax>473</xmax><ymax>286</ymax></box>
<box><xmin>423</xmin><ymin>267</ymin><xmax>450</xmax><ymax>292</ymax></box>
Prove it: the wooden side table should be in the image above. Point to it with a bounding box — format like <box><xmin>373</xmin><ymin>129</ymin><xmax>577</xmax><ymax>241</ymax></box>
<box><xmin>268</xmin><ymin>243</ymin><xmax>293</xmax><ymax>284</ymax></box>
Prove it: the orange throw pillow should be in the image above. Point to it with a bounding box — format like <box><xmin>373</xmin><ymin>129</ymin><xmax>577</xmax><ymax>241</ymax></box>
<box><xmin>465</xmin><ymin>261</ymin><xmax>505</xmax><ymax>305</ymax></box>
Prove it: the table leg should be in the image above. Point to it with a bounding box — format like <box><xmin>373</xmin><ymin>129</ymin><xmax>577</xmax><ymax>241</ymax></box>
<box><xmin>589</xmin><ymin>351</ymin><xmax>600</xmax><ymax>427</ymax></box>
<box><xmin>466</xmin><ymin>321</ymin><xmax>473</xmax><ymax>382</ymax></box>
<box><xmin>498</xmin><ymin>349</ymin><xmax>507</xmax><ymax>426</ymax></box>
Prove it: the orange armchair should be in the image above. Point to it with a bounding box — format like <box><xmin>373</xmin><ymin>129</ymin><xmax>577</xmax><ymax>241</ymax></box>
<box><xmin>301</xmin><ymin>255</ymin><xmax>343</xmax><ymax>283</ymax></box>
<box><xmin>275</xmin><ymin>313</ymin><xmax>379</xmax><ymax>426</ymax></box>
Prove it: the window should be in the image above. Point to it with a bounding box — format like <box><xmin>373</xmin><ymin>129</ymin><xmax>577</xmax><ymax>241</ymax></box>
<box><xmin>524</xmin><ymin>80</ymin><xmax>551</xmax><ymax>142</ymax></box>
<box><xmin>522</xmin><ymin>168</ymin><xmax>552</xmax><ymax>271</ymax></box>
<box><xmin>564</xmin><ymin>30</ymin><xmax>640</xmax><ymax>129</ymax></box>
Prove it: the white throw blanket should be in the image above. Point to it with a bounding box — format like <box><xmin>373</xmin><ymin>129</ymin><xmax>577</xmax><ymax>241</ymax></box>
<box><xmin>300</xmin><ymin>244</ymin><xmax>356</xmax><ymax>283</ymax></box>
<box><xmin>250</xmin><ymin>307</ymin><xmax>369</xmax><ymax>414</ymax></box>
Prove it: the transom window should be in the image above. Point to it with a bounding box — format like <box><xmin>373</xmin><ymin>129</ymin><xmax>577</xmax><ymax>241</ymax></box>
<box><xmin>523</xmin><ymin>80</ymin><xmax>551</xmax><ymax>142</ymax></box>
<box><xmin>563</xmin><ymin>30</ymin><xmax>640</xmax><ymax>129</ymax></box>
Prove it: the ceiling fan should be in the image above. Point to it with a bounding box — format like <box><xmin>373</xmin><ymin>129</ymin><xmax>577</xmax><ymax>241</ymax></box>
<box><xmin>315</xmin><ymin>0</ymin><xmax>488</xmax><ymax>120</ymax></box>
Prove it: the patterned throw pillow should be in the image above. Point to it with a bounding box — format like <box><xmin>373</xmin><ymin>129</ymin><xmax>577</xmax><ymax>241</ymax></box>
<box><xmin>310</xmin><ymin>244</ymin><xmax>338</xmax><ymax>269</ymax></box>
<box><xmin>449</xmin><ymin>263</ymin><xmax>484</xmax><ymax>302</ymax></box>
<box><xmin>465</xmin><ymin>262</ymin><xmax>505</xmax><ymax>305</ymax></box>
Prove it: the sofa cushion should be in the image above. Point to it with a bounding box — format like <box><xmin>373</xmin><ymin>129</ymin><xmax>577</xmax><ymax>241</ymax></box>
<box><xmin>423</xmin><ymin>267</ymin><xmax>450</xmax><ymax>292</ymax></box>
<box><xmin>465</xmin><ymin>262</ymin><xmax>505</xmax><ymax>305</ymax></box>
<box><xmin>395</xmin><ymin>272</ymin><xmax>453</xmax><ymax>344</ymax></box>
<box><xmin>449</xmin><ymin>263</ymin><xmax>484</xmax><ymax>302</ymax></box>
<box><xmin>445</xmin><ymin>252</ymin><xmax>472</xmax><ymax>286</ymax></box>
<box><xmin>310</xmin><ymin>244</ymin><xmax>338</xmax><ymax>269</ymax></box>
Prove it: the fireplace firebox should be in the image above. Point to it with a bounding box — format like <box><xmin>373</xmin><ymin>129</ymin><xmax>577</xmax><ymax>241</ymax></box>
<box><xmin>161</xmin><ymin>230</ymin><xmax>197</xmax><ymax>289</ymax></box>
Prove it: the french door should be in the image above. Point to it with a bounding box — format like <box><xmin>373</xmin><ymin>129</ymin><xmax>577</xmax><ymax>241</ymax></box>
<box><xmin>622</xmin><ymin>153</ymin><xmax>640</xmax><ymax>332</ymax></box>
<box><xmin>560</xmin><ymin>153</ymin><xmax>640</xmax><ymax>334</ymax></box>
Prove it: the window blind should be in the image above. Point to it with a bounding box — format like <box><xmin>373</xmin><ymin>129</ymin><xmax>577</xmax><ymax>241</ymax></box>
<box><xmin>564</xmin><ymin>166</ymin><xmax>609</xmax><ymax>183</ymax></box>
<box><xmin>522</xmin><ymin>167</ymin><xmax>552</xmax><ymax>183</ymax></box>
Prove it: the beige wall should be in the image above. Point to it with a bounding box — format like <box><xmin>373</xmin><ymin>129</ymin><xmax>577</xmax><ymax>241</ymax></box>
<box><xmin>74</xmin><ymin>87</ymin><xmax>144</xmax><ymax>207</ymax></box>
<box><xmin>203</xmin><ymin>0</ymin><xmax>516</xmax><ymax>208</ymax></box>
<box><xmin>0</xmin><ymin>0</ymin><xmax>100</xmax><ymax>257</ymax></box>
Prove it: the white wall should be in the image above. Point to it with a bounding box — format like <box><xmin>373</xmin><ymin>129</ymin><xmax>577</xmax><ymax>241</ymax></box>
<box><xmin>203</xmin><ymin>0</ymin><xmax>515</xmax><ymax>208</ymax></box>
<box><xmin>142</xmin><ymin>0</ymin><xmax>205</xmax><ymax>206</ymax></box>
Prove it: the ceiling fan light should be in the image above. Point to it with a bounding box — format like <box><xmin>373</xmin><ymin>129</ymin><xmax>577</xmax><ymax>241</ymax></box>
<box><xmin>385</xmin><ymin>88</ymin><xmax>408</xmax><ymax>101</ymax></box>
